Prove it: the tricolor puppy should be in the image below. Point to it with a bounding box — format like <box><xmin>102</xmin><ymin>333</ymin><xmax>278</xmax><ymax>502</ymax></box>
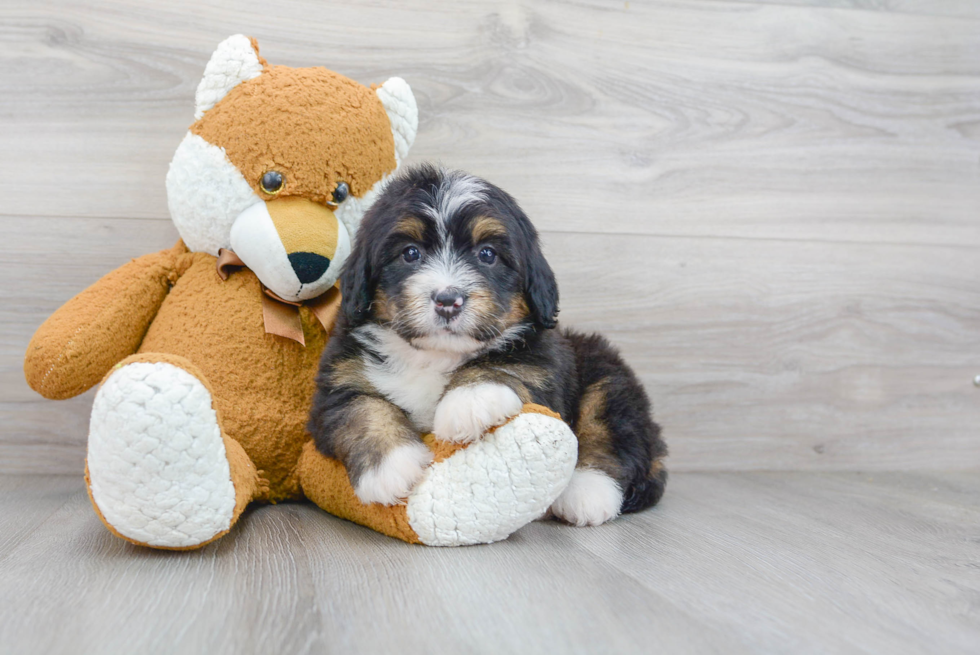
<box><xmin>309</xmin><ymin>165</ymin><xmax>667</xmax><ymax>526</ymax></box>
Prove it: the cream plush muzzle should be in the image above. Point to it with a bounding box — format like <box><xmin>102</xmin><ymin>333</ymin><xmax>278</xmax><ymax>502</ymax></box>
<box><xmin>230</xmin><ymin>198</ymin><xmax>351</xmax><ymax>302</ymax></box>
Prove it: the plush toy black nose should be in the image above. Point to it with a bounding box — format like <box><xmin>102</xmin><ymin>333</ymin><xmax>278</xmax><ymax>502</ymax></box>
<box><xmin>433</xmin><ymin>289</ymin><xmax>466</xmax><ymax>320</ymax></box>
<box><xmin>288</xmin><ymin>252</ymin><xmax>331</xmax><ymax>284</ymax></box>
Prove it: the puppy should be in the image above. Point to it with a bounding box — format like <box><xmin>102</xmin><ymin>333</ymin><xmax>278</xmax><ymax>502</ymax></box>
<box><xmin>308</xmin><ymin>165</ymin><xmax>667</xmax><ymax>526</ymax></box>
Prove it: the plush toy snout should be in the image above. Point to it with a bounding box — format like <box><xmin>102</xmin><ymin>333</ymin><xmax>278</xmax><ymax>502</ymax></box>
<box><xmin>229</xmin><ymin>197</ymin><xmax>351</xmax><ymax>301</ymax></box>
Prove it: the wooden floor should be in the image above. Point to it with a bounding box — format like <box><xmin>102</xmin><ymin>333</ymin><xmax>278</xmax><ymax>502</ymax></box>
<box><xmin>1</xmin><ymin>471</ymin><xmax>977</xmax><ymax>655</ymax></box>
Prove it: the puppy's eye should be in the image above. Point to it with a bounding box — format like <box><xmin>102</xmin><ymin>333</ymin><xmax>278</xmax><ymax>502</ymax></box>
<box><xmin>260</xmin><ymin>171</ymin><xmax>284</xmax><ymax>195</ymax></box>
<box><xmin>402</xmin><ymin>245</ymin><xmax>421</xmax><ymax>263</ymax></box>
<box><xmin>478</xmin><ymin>246</ymin><xmax>497</xmax><ymax>265</ymax></box>
<box><xmin>332</xmin><ymin>181</ymin><xmax>349</xmax><ymax>204</ymax></box>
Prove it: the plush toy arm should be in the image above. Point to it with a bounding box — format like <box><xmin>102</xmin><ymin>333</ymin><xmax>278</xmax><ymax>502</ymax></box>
<box><xmin>24</xmin><ymin>242</ymin><xmax>187</xmax><ymax>400</ymax></box>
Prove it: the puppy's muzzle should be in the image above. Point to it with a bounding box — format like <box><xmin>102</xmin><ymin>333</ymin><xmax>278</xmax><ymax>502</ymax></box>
<box><xmin>433</xmin><ymin>288</ymin><xmax>466</xmax><ymax>321</ymax></box>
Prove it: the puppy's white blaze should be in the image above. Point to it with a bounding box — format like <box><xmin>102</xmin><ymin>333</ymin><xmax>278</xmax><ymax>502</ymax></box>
<box><xmin>404</xmin><ymin>246</ymin><xmax>485</xmax><ymax>338</ymax></box>
<box><xmin>551</xmin><ymin>469</ymin><xmax>624</xmax><ymax>527</ymax></box>
<box><xmin>354</xmin><ymin>441</ymin><xmax>434</xmax><ymax>505</ymax></box>
<box><xmin>413</xmin><ymin>247</ymin><xmax>481</xmax><ymax>294</ymax></box>
<box><xmin>438</xmin><ymin>173</ymin><xmax>487</xmax><ymax>222</ymax></box>
<box><xmin>422</xmin><ymin>170</ymin><xmax>488</xmax><ymax>228</ymax></box>
<box><xmin>433</xmin><ymin>383</ymin><xmax>523</xmax><ymax>444</ymax></box>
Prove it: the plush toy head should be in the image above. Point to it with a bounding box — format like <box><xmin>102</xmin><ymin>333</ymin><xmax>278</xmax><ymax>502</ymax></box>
<box><xmin>166</xmin><ymin>35</ymin><xmax>418</xmax><ymax>301</ymax></box>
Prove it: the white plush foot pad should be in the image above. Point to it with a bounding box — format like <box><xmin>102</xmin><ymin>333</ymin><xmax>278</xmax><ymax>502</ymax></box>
<box><xmin>406</xmin><ymin>412</ymin><xmax>578</xmax><ymax>546</ymax></box>
<box><xmin>87</xmin><ymin>362</ymin><xmax>237</xmax><ymax>548</ymax></box>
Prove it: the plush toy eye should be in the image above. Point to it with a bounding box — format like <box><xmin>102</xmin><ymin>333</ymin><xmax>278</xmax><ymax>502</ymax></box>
<box><xmin>260</xmin><ymin>171</ymin><xmax>284</xmax><ymax>195</ymax></box>
<box><xmin>332</xmin><ymin>181</ymin><xmax>350</xmax><ymax>204</ymax></box>
<box><xmin>402</xmin><ymin>245</ymin><xmax>421</xmax><ymax>263</ymax></box>
<box><xmin>478</xmin><ymin>246</ymin><xmax>497</xmax><ymax>265</ymax></box>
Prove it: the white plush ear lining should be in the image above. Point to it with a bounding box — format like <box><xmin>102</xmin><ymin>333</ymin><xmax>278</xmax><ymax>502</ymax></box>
<box><xmin>194</xmin><ymin>34</ymin><xmax>264</xmax><ymax>120</ymax></box>
<box><xmin>375</xmin><ymin>77</ymin><xmax>419</xmax><ymax>165</ymax></box>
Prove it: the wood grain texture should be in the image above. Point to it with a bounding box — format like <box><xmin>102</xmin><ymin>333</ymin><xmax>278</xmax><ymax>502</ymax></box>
<box><xmin>2</xmin><ymin>0</ymin><xmax>979</xmax><ymax>472</ymax></box>
<box><xmin>1</xmin><ymin>471</ymin><xmax>978</xmax><ymax>654</ymax></box>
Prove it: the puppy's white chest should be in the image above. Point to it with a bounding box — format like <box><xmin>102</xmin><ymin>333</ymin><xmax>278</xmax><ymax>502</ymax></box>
<box><xmin>358</xmin><ymin>327</ymin><xmax>464</xmax><ymax>432</ymax></box>
<box><xmin>367</xmin><ymin>362</ymin><xmax>452</xmax><ymax>431</ymax></box>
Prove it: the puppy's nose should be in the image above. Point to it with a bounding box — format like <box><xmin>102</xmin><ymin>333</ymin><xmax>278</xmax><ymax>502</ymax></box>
<box><xmin>433</xmin><ymin>289</ymin><xmax>467</xmax><ymax>320</ymax></box>
<box><xmin>288</xmin><ymin>252</ymin><xmax>331</xmax><ymax>284</ymax></box>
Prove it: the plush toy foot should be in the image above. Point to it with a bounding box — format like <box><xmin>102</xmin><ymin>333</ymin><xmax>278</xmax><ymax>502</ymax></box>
<box><xmin>86</xmin><ymin>354</ymin><xmax>262</xmax><ymax>549</ymax></box>
<box><xmin>299</xmin><ymin>404</ymin><xmax>578</xmax><ymax>546</ymax></box>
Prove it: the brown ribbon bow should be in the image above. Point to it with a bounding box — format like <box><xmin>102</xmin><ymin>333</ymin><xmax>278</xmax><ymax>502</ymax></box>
<box><xmin>215</xmin><ymin>249</ymin><xmax>340</xmax><ymax>346</ymax></box>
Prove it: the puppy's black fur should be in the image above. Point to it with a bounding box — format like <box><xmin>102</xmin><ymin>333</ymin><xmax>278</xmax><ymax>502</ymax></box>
<box><xmin>309</xmin><ymin>165</ymin><xmax>666</xmax><ymax>517</ymax></box>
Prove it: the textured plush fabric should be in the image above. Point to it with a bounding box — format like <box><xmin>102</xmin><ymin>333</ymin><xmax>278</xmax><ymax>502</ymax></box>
<box><xmin>190</xmin><ymin>63</ymin><xmax>396</xmax><ymax>204</ymax></box>
<box><xmin>407</xmin><ymin>409</ymin><xmax>577</xmax><ymax>546</ymax></box>
<box><xmin>374</xmin><ymin>77</ymin><xmax>419</xmax><ymax>165</ymax></box>
<box><xmin>138</xmin><ymin>245</ymin><xmax>326</xmax><ymax>501</ymax></box>
<box><xmin>84</xmin><ymin>352</ymin><xmax>264</xmax><ymax>551</ymax></box>
<box><xmin>194</xmin><ymin>35</ymin><xmax>265</xmax><ymax>120</ymax></box>
<box><xmin>167</xmin><ymin>132</ymin><xmax>262</xmax><ymax>256</ymax></box>
<box><xmin>88</xmin><ymin>359</ymin><xmax>236</xmax><ymax>547</ymax></box>
<box><xmin>24</xmin><ymin>243</ymin><xmax>183</xmax><ymax>400</ymax></box>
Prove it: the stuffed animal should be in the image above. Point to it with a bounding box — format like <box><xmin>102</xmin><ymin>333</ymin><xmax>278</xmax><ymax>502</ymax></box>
<box><xmin>23</xmin><ymin>35</ymin><xmax>577</xmax><ymax>549</ymax></box>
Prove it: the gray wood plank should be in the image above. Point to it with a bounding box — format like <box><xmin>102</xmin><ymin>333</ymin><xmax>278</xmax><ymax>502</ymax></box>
<box><xmin>1</xmin><ymin>471</ymin><xmax>977</xmax><ymax>654</ymax></box>
<box><xmin>0</xmin><ymin>0</ymin><xmax>978</xmax><ymax>245</ymax></box>
<box><xmin>725</xmin><ymin>0</ymin><xmax>980</xmax><ymax>19</ymax></box>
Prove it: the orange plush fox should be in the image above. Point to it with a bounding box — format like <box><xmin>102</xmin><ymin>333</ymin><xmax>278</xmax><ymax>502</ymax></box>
<box><xmin>24</xmin><ymin>36</ymin><xmax>576</xmax><ymax>549</ymax></box>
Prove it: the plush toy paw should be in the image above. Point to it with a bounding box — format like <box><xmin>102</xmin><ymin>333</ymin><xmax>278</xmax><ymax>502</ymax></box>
<box><xmin>550</xmin><ymin>469</ymin><xmax>623</xmax><ymax>527</ymax></box>
<box><xmin>86</xmin><ymin>360</ymin><xmax>239</xmax><ymax>548</ymax></box>
<box><xmin>432</xmin><ymin>383</ymin><xmax>523</xmax><ymax>444</ymax></box>
<box><xmin>353</xmin><ymin>442</ymin><xmax>434</xmax><ymax>506</ymax></box>
<box><xmin>407</xmin><ymin>409</ymin><xmax>578</xmax><ymax>545</ymax></box>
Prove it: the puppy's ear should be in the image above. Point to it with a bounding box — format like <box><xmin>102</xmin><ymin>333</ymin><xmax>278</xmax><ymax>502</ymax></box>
<box><xmin>524</xmin><ymin>235</ymin><xmax>560</xmax><ymax>329</ymax></box>
<box><xmin>340</xmin><ymin>239</ymin><xmax>374</xmax><ymax>326</ymax></box>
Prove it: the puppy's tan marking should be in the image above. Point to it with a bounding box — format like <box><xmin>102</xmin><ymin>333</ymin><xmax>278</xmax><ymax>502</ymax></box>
<box><xmin>495</xmin><ymin>363</ymin><xmax>550</xmax><ymax>390</ymax></box>
<box><xmin>372</xmin><ymin>289</ymin><xmax>395</xmax><ymax>323</ymax></box>
<box><xmin>464</xmin><ymin>288</ymin><xmax>497</xmax><ymax>331</ymax></box>
<box><xmin>329</xmin><ymin>358</ymin><xmax>373</xmax><ymax>394</ymax></box>
<box><xmin>470</xmin><ymin>215</ymin><xmax>507</xmax><ymax>244</ymax></box>
<box><xmin>503</xmin><ymin>295</ymin><xmax>529</xmax><ymax>326</ymax></box>
<box><xmin>447</xmin><ymin>366</ymin><xmax>532</xmax><ymax>403</ymax></box>
<box><xmin>331</xmin><ymin>396</ymin><xmax>419</xmax><ymax>483</ymax></box>
<box><xmin>575</xmin><ymin>379</ymin><xmax>624</xmax><ymax>479</ymax></box>
<box><xmin>394</xmin><ymin>216</ymin><xmax>426</xmax><ymax>242</ymax></box>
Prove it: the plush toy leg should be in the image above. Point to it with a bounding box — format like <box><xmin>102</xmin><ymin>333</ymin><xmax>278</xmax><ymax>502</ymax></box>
<box><xmin>298</xmin><ymin>404</ymin><xmax>578</xmax><ymax>546</ymax></box>
<box><xmin>85</xmin><ymin>354</ymin><xmax>264</xmax><ymax>550</ymax></box>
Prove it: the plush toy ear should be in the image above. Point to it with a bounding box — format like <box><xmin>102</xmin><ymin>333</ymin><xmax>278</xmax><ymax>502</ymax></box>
<box><xmin>375</xmin><ymin>77</ymin><xmax>419</xmax><ymax>165</ymax></box>
<box><xmin>194</xmin><ymin>35</ymin><xmax>265</xmax><ymax>120</ymax></box>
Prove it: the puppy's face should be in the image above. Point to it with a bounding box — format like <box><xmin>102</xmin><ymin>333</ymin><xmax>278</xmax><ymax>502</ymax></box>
<box><xmin>342</xmin><ymin>166</ymin><xmax>559</xmax><ymax>352</ymax></box>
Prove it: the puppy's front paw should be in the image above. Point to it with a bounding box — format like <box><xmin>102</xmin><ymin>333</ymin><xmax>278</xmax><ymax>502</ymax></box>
<box><xmin>551</xmin><ymin>469</ymin><xmax>623</xmax><ymax>527</ymax></box>
<box><xmin>354</xmin><ymin>442</ymin><xmax>433</xmax><ymax>506</ymax></box>
<box><xmin>433</xmin><ymin>383</ymin><xmax>523</xmax><ymax>444</ymax></box>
